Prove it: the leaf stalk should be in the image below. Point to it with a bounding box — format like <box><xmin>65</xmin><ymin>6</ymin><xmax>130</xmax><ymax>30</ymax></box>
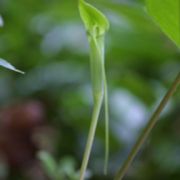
<box><xmin>115</xmin><ymin>72</ymin><xmax>180</xmax><ymax>180</ymax></box>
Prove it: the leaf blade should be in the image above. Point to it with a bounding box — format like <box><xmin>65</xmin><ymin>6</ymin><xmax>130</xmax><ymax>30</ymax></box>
<box><xmin>146</xmin><ymin>0</ymin><xmax>180</xmax><ymax>47</ymax></box>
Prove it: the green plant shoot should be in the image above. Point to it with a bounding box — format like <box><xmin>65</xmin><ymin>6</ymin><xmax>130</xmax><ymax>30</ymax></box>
<box><xmin>38</xmin><ymin>151</ymin><xmax>79</xmax><ymax>180</ymax></box>
<box><xmin>79</xmin><ymin>0</ymin><xmax>110</xmax><ymax>179</ymax></box>
<box><xmin>38</xmin><ymin>151</ymin><xmax>58</xmax><ymax>180</ymax></box>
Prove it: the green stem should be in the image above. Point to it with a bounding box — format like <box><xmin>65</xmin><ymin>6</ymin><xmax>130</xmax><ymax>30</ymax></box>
<box><xmin>80</xmin><ymin>94</ymin><xmax>103</xmax><ymax>180</ymax></box>
<box><xmin>103</xmin><ymin>67</ymin><xmax>109</xmax><ymax>175</ymax></box>
<box><xmin>115</xmin><ymin>72</ymin><xmax>180</xmax><ymax>180</ymax></box>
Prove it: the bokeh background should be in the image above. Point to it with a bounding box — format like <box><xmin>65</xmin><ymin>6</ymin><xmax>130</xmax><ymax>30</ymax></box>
<box><xmin>0</xmin><ymin>0</ymin><xmax>180</xmax><ymax>179</ymax></box>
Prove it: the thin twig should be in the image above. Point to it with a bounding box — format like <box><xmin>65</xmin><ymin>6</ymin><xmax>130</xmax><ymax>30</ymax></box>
<box><xmin>115</xmin><ymin>72</ymin><xmax>180</xmax><ymax>180</ymax></box>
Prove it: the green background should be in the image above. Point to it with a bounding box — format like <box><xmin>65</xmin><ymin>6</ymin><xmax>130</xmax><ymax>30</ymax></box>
<box><xmin>0</xmin><ymin>0</ymin><xmax>179</xmax><ymax>179</ymax></box>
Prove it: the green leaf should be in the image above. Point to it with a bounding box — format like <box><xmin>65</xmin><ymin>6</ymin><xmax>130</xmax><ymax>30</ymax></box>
<box><xmin>38</xmin><ymin>151</ymin><xmax>57</xmax><ymax>179</ymax></box>
<box><xmin>58</xmin><ymin>157</ymin><xmax>78</xmax><ymax>179</ymax></box>
<box><xmin>0</xmin><ymin>58</ymin><xmax>24</xmax><ymax>74</ymax></box>
<box><xmin>146</xmin><ymin>0</ymin><xmax>180</xmax><ymax>47</ymax></box>
<box><xmin>79</xmin><ymin>0</ymin><xmax>109</xmax><ymax>36</ymax></box>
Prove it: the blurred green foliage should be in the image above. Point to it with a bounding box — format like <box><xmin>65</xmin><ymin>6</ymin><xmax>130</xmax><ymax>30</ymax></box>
<box><xmin>0</xmin><ymin>0</ymin><xmax>179</xmax><ymax>179</ymax></box>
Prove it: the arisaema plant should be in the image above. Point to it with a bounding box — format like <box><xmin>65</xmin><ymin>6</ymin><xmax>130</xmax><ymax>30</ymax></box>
<box><xmin>0</xmin><ymin>15</ymin><xmax>24</xmax><ymax>74</ymax></box>
<box><xmin>115</xmin><ymin>0</ymin><xmax>180</xmax><ymax>179</ymax></box>
<box><xmin>78</xmin><ymin>0</ymin><xmax>110</xmax><ymax>179</ymax></box>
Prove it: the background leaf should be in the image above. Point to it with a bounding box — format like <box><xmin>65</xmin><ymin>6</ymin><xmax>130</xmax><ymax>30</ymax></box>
<box><xmin>0</xmin><ymin>58</ymin><xmax>24</xmax><ymax>74</ymax></box>
<box><xmin>146</xmin><ymin>0</ymin><xmax>180</xmax><ymax>47</ymax></box>
<box><xmin>38</xmin><ymin>151</ymin><xmax>57</xmax><ymax>179</ymax></box>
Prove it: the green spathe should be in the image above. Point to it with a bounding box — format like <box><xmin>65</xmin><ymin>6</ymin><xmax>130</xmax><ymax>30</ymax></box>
<box><xmin>79</xmin><ymin>0</ymin><xmax>109</xmax><ymax>37</ymax></box>
<box><xmin>147</xmin><ymin>0</ymin><xmax>180</xmax><ymax>47</ymax></box>
<box><xmin>79</xmin><ymin>0</ymin><xmax>109</xmax><ymax>96</ymax></box>
<box><xmin>79</xmin><ymin>0</ymin><xmax>109</xmax><ymax>179</ymax></box>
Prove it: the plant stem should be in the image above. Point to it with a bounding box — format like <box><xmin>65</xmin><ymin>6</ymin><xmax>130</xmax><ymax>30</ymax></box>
<box><xmin>103</xmin><ymin>67</ymin><xmax>109</xmax><ymax>175</ymax></box>
<box><xmin>80</xmin><ymin>94</ymin><xmax>103</xmax><ymax>180</ymax></box>
<box><xmin>115</xmin><ymin>72</ymin><xmax>180</xmax><ymax>180</ymax></box>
